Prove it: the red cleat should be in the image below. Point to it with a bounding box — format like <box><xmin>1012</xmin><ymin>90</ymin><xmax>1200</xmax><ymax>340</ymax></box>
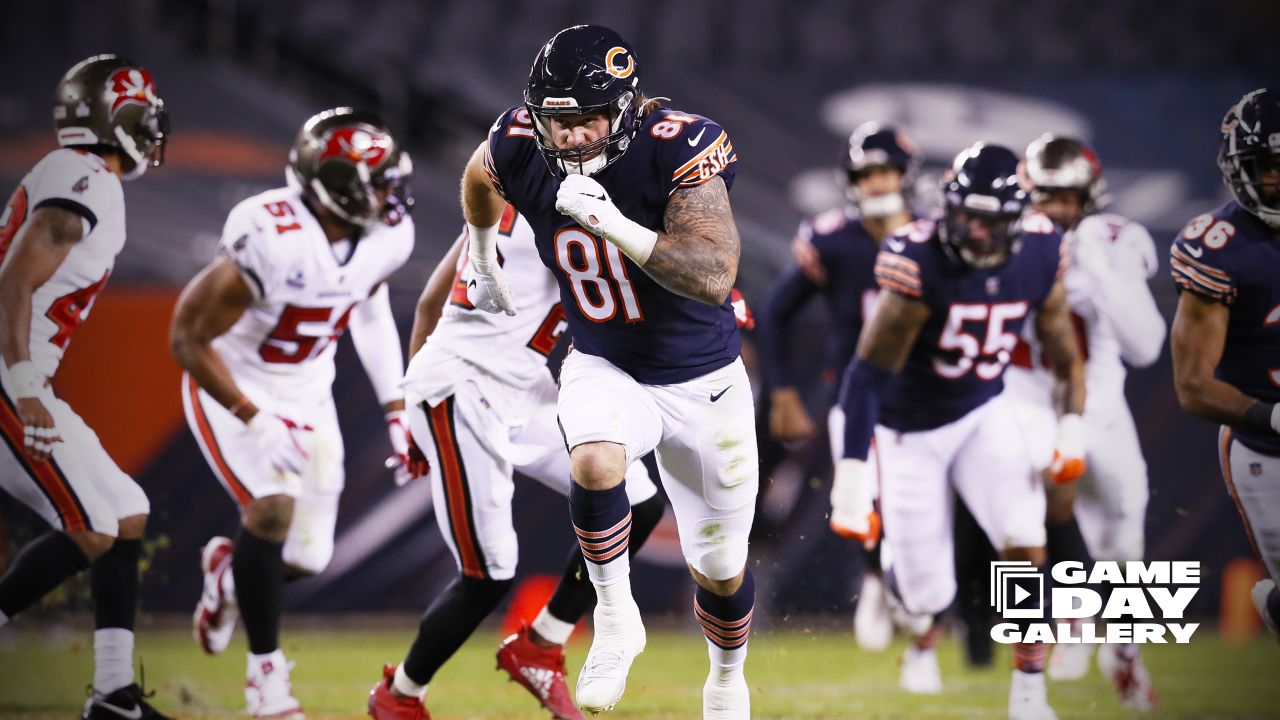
<box><xmin>368</xmin><ymin>665</ymin><xmax>431</xmax><ymax>720</ymax></box>
<box><xmin>496</xmin><ymin>624</ymin><xmax>584</xmax><ymax>720</ymax></box>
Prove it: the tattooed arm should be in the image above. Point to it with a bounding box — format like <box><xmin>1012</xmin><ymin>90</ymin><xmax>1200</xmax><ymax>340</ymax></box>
<box><xmin>643</xmin><ymin>177</ymin><xmax>741</xmax><ymax>305</ymax></box>
<box><xmin>1035</xmin><ymin>280</ymin><xmax>1086</xmax><ymax>416</ymax></box>
<box><xmin>556</xmin><ymin>174</ymin><xmax>740</xmax><ymax>306</ymax></box>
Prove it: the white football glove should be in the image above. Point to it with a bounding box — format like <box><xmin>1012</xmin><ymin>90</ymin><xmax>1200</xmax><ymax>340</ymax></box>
<box><xmin>830</xmin><ymin>458</ymin><xmax>881</xmax><ymax>547</ymax></box>
<box><xmin>246</xmin><ymin>411</ymin><xmax>312</xmax><ymax>476</ymax></box>
<box><xmin>383</xmin><ymin>410</ymin><xmax>429</xmax><ymax>486</ymax></box>
<box><xmin>1049</xmin><ymin>413</ymin><xmax>1087</xmax><ymax>484</ymax></box>
<box><xmin>555</xmin><ymin>175</ymin><xmax>657</xmax><ymax>264</ymax></box>
<box><xmin>465</xmin><ymin>255</ymin><xmax>517</xmax><ymax>316</ymax></box>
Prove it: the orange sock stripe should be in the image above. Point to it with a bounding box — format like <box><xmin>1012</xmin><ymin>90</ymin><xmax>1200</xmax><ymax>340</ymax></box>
<box><xmin>0</xmin><ymin>382</ymin><xmax>89</xmax><ymax>532</ymax></box>
<box><xmin>693</xmin><ymin>599</ymin><xmax>754</xmax><ymax>631</ymax></box>
<box><xmin>186</xmin><ymin>375</ymin><xmax>253</xmax><ymax>506</ymax></box>
<box><xmin>574</xmin><ymin>512</ymin><xmax>634</xmax><ymax>540</ymax></box>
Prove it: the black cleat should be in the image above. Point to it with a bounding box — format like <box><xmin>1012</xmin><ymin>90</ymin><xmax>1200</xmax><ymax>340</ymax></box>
<box><xmin>82</xmin><ymin>683</ymin><xmax>174</xmax><ymax>720</ymax></box>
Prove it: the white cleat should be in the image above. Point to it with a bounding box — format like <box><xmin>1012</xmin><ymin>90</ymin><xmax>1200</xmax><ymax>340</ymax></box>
<box><xmin>1252</xmin><ymin>579</ymin><xmax>1279</xmax><ymax>641</ymax></box>
<box><xmin>575</xmin><ymin>599</ymin><xmax>646</xmax><ymax>713</ymax></box>
<box><xmin>194</xmin><ymin>536</ymin><xmax>237</xmax><ymax>655</ymax></box>
<box><xmin>1046</xmin><ymin>620</ymin><xmax>1092</xmax><ymax>681</ymax></box>
<box><xmin>1097</xmin><ymin>644</ymin><xmax>1158</xmax><ymax>712</ymax></box>
<box><xmin>703</xmin><ymin>674</ymin><xmax>750</xmax><ymax>720</ymax></box>
<box><xmin>246</xmin><ymin>651</ymin><xmax>305</xmax><ymax>719</ymax></box>
<box><xmin>854</xmin><ymin>573</ymin><xmax>893</xmax><ymax>652</ymax></box>
<box><xmin>899</xmin><ymin>646</ymin><xmax>943</xmax><ymax>695</ymax></box>
<box><xmin>1008</xmin><ymin>669</ymin><xmax>1057</xmax><ymax>720</ymax></box>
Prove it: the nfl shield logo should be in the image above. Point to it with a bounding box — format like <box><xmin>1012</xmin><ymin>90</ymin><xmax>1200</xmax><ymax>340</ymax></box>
<box><xmin>986</xmin><ymin>277</ymin><xmax>1000</xmax><ymax>295</ymax></box>
<box><xmin>1250</xmin><ymin>462</ymin><xmax>1263</xmax><ymax>477</ymax></box>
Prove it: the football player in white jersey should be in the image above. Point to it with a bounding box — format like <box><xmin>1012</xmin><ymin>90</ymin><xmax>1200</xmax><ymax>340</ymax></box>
<box><xmin>1005</xmin><ymin>135</ymin><xmax>1166</xmax><ymax>710</ymax></box>
<box><xmin>369</xmin><ymin>207</ymin><xmax>665</xmax><ymax>720</ymax></box>
<box><xmin>0</xmin><ymin>55</ymin><xmax>170</xmax><ymax>720</ymax></box>
<box><xmin>170</xmin><ymin>108</ymin><xmax>418</xmax><ymax>719</ymax></box>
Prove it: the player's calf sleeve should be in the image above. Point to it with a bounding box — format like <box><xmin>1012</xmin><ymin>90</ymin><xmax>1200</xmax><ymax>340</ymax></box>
<box><xmin>544</xmin><ymin>493</ymin><xmax>665</xmax><ymax>632</ymax></box>
<box><xmin>1046</xmin><ymin>516</ymin><xmax>1092</xmax><ymax>569</ymax></box>
<box><xmin>92</xmin><ymin>538</ymin><xmax>140</xmax><ymax>631</ymax></box>
<box><xmin>695</xmin><ymin>568</ymin><xmax>755</xmax><ymax>678</ymax></box>
<box><xmin>232</xmin><ymin>529</ymin><xmax>285</xmax><ymax>656</ymax></box>
<box><xmin>568</xmin><ymin>482</ymin><xmax>632</xmax><ymax>586</ymax></box>
<box><xmin>90</xmin><ymin>537</ymin><xmax>141</xmax><ymax>694</ymax></box>
<box><xmin>402</xmin><ymin>576</ymin><xmax>512</xmax><ymax>686</ymax></box>
<box><xmin>0</xmin><ymin>531</ymin><xmax>90</xmax><ymax>619</ymax></box>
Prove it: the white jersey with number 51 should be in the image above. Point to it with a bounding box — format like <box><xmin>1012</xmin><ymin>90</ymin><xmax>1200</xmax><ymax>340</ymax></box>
<box><xmin>215</xmin><ymin>186</ymin><xmax>413</xmax><ymax>403</ymax></box>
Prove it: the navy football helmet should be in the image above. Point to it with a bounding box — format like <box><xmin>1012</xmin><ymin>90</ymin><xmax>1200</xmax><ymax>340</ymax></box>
<box><xmin>1022</xmin><ymin>133</ymin><xmax>1106</xmax><ymax>225</ymax></box>
<box><xmin>54</xmin><ymin>54</ymin><xmax>168</xmax><ymax>180</ymax></box>
<box><xmin>1219</xmin><ymin>88</ymin><xmax>1280</xmax><ymax>229</ymax></box>
<box><xmin>842</xmin><ymin>122</ymin><xmax>919</xmax><ymax>217</ymax></box>
<box><xmin>525</xmin><ymin>25</ymin><xmax>642</xmax><ymax>178</ymax></box>
<box><xmin>286</xmin><ymin>108</ymin><xmax>413</xmax><ymax>230</ymax></box>
<box><xmin>940</xmin><ymin>143</ymin><xmax>1029</xmax><ymax>268</ymax></box>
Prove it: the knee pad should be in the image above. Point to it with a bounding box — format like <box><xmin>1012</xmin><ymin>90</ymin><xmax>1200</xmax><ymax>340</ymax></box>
<box><xmin>689</xmin><ymin>528</ymin><xmax>749</xmax><ymax>583</ymax></box>
<box><xmin>282</xmin><ymin>534</ymin><xmax>334</xmax><ymax>576</ymax></box>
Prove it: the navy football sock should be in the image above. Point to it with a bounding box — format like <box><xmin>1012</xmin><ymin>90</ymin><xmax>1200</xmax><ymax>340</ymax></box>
<box><xmin>1267</xmin><ymin>584</ymin><xmax>1280</xmax><ymax>627</ymax></box>
<box><xmin>548</xmin><ymin>493</ymin><xmax>664</xmax><ymax>624</ymax></box>
<box><xmin>0</xmin><ymin>531</ymin><xmax>90</xmax><ymax>618</ymax></box>
<box><xmin>568</xmin><ymin>481</ymin><xmax>633</xmax><ymax>584</ymax></box>
<box><xmin>695</xmin><ymin>569</ymin><xmax>755</xmax><ymax>676</ymax></box>
<box><xmin>402</xmin><ymin>576</ymin><xmax>511</xmax><ymax>685</ymax></box>
<box><xmin>232</xmin><ymin>529</ymin><xmax>284</xmax><ymax>656</ymax></box>
<box><xmin>91</xmin><ymin>538</ymin><xmax>140</xmax><ymax>631</ymax></box>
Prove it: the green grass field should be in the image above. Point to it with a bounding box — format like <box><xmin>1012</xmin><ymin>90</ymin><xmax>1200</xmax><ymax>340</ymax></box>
<box><xmin>0</xmin><ymin>619</ymin><xmax>1276</xmax><ymax>719</ymax></box>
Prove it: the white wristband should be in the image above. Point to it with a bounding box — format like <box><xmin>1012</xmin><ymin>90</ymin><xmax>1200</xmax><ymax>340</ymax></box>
<box><xmin>1272</xmin><ymin>404</ymin><xmax>1280</xmax><ymax>435</ymax></box>
<box><xmin>466</xmin><ymin>220</ymin><xmax>502</xmax><ymax>263</ymax></box>
<box><xmin>1057</xmin><ymin>412</ymin><xmax>1085</xmax><ymax>456</ymax></box>
<box><xmin>6</xmin><ymin>361</ymin><xmax>43</xmax><ymax>399</ymax></box>
<box><xmin>601</xmin><ymin>215</ymin><xmax>658</xmax><ymax>266</ymax></box>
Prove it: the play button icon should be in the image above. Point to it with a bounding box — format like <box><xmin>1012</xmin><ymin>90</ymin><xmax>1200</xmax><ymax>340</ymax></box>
<box><xmin>1014</xmin><ymin>584</ymin><xmax>1031</xmax><ymax>605</ymax></box>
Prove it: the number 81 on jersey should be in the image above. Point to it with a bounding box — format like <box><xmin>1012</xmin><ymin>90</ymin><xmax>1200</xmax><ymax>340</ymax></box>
<box><xmin>554</xmin><ymin>228</ymin><xmax>644</xmax><ymax>323</ymax></box>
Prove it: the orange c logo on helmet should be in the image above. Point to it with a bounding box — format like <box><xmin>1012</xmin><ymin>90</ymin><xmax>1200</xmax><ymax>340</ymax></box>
<box><xmin>604</xmin><ymin>47</ymin><xmax>634</xmax><ymax>79</ymax></box>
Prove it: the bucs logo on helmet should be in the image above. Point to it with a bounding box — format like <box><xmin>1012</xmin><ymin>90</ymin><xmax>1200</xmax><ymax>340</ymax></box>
<box><xmin>604</xmin><ymin>47</ymin><xmax>634</xmax><ymax>79</ymax></box>
<box><xmin>318</xmin><ymin>127</ymin><xmax>391</xmax><ymax>168</ymax></box>
<box><xmin>107</xmin><ymin>67</ymin><xmax>158</xmax><ymax>119</ymax></box>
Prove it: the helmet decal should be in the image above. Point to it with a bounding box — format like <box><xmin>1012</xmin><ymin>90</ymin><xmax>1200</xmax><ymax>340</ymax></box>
<box><xmin>319</xmin><ymin>127</ymin><xmax>391</xmax><ymax>167</ymax></box>
<box><xmin>107</xmin><ymin>67</ymin><xmax>157</xmax><ymax>118</ymax></box>
<box><xmin>605</xmin><ymin>47</ymin><xmax>634</xmax><ymax>79</ymax></box>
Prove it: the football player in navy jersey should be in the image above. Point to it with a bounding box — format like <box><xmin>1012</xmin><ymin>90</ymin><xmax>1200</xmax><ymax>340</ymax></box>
<box><xmin>834</xmin><ymin>143</ymin><xmax>1085</xmax><ymax>720</ymax></box>
<box><xmin>761</xmin><ymin>123</ymin><xmax>919</xmax><ymax>652</ymax></box>
<box><xmin>1171</xmin><ymin>88</ymin><xmax>1280</xmax><ymax>641</ymax></box>
<box><xmin>450</xmin><ymin>25</ymin><xmax>756</xmax><ymax>718</ymax></box>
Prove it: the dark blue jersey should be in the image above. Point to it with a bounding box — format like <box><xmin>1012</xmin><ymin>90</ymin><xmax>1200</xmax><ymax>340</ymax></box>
<box><xmin>483</xmin><ymin>105</ymin><xmax>741</xmax><ymax>385</ymax></box>
<box><xmin>761</xmin><ymin>208</ymin><xmax>891</xmax><ymax>394</ymax></box>
<box><xmin>1171</xmin><ymin>201</ymin><xmax>1280</xmax><ymax>456</ymax></box>
<box><xmin>876</xmin><ymin>214</ymin><xmax>1065</xmax><ymax>432</ymax></box>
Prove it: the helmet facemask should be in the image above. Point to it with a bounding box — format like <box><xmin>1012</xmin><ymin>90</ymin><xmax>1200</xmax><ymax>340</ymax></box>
<box><xmin>527</xmin><ymin>88</ymin><xmax>638</xmax><ymax>178</ymax></box>
<box><xmin>942</xmin><ymin>204</ymin><xmax>1025</xmax><ymax>269</ymax></box>
<box><xmin>1221</xmin><ymin>150</ymin><xmax>1280</xmax><ymax>228</ymax></box>
<box><xmin>115</xmin><ymin>98</ymin><xmax>169</xmax><ymax>180</ymax></box>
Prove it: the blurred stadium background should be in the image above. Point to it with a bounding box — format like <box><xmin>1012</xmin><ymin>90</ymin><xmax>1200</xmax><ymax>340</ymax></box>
<box><xmin>1</xmin><ymin>0</ymin><xmax>1278</xmax><ymax>646</ymax></box>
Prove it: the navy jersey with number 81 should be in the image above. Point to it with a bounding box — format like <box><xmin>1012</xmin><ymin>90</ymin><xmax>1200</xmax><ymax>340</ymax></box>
<box><xmin>483</xmin><ymin>105</ymin><xmax>741</xmax><ymax>385</ymax></box>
